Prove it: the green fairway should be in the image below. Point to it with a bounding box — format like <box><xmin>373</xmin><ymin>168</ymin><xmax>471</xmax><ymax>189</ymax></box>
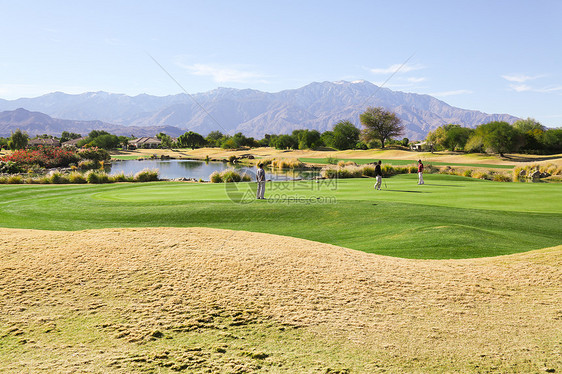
<box><xmin>299</xmin><ymin>157</ymin><xmax>515</xmax><ymax>169</ymax></box>
<box><xmin>0</xmin><ymin>174</ymin><xmax>560</xmax><ymax>259</ymax></box>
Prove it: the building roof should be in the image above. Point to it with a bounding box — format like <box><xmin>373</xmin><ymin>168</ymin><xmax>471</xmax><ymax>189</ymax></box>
<box><xmin>130</xmin><ymin>137</ymin><xmax>161</xmax><ymax>145</ymax></box>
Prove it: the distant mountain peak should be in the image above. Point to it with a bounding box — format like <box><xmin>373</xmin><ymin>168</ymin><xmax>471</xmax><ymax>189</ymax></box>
<box><xmin>0</xmin><ymin>81</ymin><xmax>520</xmax><ymax>140</ymax></box>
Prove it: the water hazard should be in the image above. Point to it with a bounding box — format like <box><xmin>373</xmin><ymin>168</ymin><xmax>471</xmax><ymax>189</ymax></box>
<box><xmin>107</xmin><ymin>159</ymin><xmax>316</xmax><ymax>181</ymax></box>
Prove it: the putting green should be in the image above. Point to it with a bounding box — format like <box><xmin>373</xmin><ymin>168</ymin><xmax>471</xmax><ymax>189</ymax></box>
<box><xmin>0</xmin><ymin>174</ymin><xmax>560</xmax><ymax>259</ymax></box>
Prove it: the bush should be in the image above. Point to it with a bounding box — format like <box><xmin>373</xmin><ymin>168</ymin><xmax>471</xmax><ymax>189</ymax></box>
<box><xmin>493</xmin><ymin>174</ymin><xmax>513</xmax><ymax>182</ymax></box>
<box><xmin>337</xmin><ymin>160</ymin><xmax>357</xmax><ymax>167</ymax></box>
<box><xmin>0</xmin><ymin>146</ymin><xmax>79</xmax><ymax>168</ymax></box>
<box><xmin>85</xmin><ymin>170</ymin><xmax>105</xmax><ymax>184</ymax></box>
<box><xmin>463</xmin><ymin>169</ymin><xmax>473</xmax><ymax>178</ymax></box>
<box><xmin>110</xmin><ymin>172</ymin><xmax>132</xmax><ymax>183</ymax></box>
<box><xmin>134</xmin><ymin>169</ymin><xmax>159</xmax><ymax>182</ymax></box>
<box><xmin>361</xmin><ymin>165</ymin><xmax>376</xmax><ymax>177</ymax></box>
<box><xmin>7</xmin><ymin>175</ymin><xmax>24</xmax><ymax>184</ymax></box>
<box><xmin>78</xmin><ymin>159</ymin><xmax>99</xmax><ymax>170</ymax></box>
<box><xmin>0</xmin><ymin>160</ymin><xmax>24</xmax><ymax>174</ymax></box>
<box><xmin>78</xmin><ymin>147</ymin><xmax>111</xmax><ymax>161</ymax></box>
<box><xmin>210</xmin><ymin>171</ymin><xmax>223</xmax><ymax>183</ymax></box>
<box><xmin>68</xmin><ymin>172</ymin><xmax>87</xmax><ymax>184</ymax></box>
<box><xmin>270</xmin><ymin>158</ymin><xmax>305</xmax><ymax>169</ymax></box>
<box><xmin>220</xmin><ymin>169</ymin><xmax>242</xmax><ymax>182</ymax></box>
<box><xmin>472</xmin><ymin>171</ymin><xmax>489</xmax><ymax>180</ymax></box>
<box><xmin>49</xmin><ymin>171</ymin><xmax>69</xmax><ymax>184</ymax></box>
<box><xmin>241</xmin><ymin>173</ymin><xmax>252</xmax><ymax>182</ymax></box>
<box><xmin>321</xmin><ymin>167</ymin><xmax>362</xmax><ymax>179</ymax></box>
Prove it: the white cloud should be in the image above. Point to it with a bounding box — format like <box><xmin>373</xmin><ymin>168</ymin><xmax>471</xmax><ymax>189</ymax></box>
<box><xmin>369</xmin><ymin>63</ymin><xmax>424</xmax><ymax>75</ymax></box>
<box><xmin>430</xmin><ymin>90</ymin><xmax>473</xmax><ymax>97</ymax></box>
<box><xmin>502</xmin><ymin>74</ymin><xmax>544</xmax><ymax>83</ymax></box>
<box><xmin>406</xmin><ymin>77</ymin><xmax>426</xmax><ymax>83</ymax></box>
<box><xmin>178</xmin><ymin>62</ymin><xmax>268</xmax><ymax>84</ymax></box>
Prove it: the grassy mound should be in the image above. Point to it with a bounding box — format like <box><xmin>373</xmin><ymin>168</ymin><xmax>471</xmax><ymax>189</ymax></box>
<box><xmin>1</xmin><ymin>227</ymin><xmax>560</xmax><ymax>372</ymax></box>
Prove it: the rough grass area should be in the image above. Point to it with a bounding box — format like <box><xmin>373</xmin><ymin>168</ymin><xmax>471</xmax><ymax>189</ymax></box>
<box><xmin>0</xmin><ymin>227</ymin><xmax>560</xmax><ymax>373</ymax></box>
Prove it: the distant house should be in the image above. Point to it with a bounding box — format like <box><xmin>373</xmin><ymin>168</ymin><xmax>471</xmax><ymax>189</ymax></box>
<box><xmin>129</xmin><ymin>137</ymin><xmax>162</xmax><ymax>149</ymax></box>
<box><xmin>62</xmin><ymin>137</ymin><xmax>87</xmax><ymax>148</ymax></box>
<box><xmin>28</xmin><ymin>138</ymin><xmax>61</xmax><ymax>147</ymax></box>
<box><xmin>410</xmin><ymin>141</ymin><xmax>427</xmax><ymax>152</ymax></box>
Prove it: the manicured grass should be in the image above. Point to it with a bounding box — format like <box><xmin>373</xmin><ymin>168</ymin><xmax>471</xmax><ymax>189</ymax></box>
<box><xmin>0</xmin><ymin>174</ymin><xmax>560</xmax><ymax>259</ymax></box>
<box><xmin>299</xmin><ymin>157</ymin><xmax>515</xmax><ymax>169</ymax></box>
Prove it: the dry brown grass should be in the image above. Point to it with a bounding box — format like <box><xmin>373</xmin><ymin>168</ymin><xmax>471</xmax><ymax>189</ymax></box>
<box><xmin>1</xmin><ymin>227</ymin><xmax>560</xmax><ymax>373</ymax></box>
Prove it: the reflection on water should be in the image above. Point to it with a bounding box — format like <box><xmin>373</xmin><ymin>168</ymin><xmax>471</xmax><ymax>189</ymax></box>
<box><xmin>107</xmin><ymin>159</ymin><xmax>316</xmax><ymax>181</ymax></box>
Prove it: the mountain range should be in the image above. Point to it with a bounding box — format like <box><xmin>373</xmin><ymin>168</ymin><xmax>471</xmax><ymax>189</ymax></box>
<box><xmin>0</xmin><ymin>80</ymin><xmax>519</xmax><ymax>140</ymax></box>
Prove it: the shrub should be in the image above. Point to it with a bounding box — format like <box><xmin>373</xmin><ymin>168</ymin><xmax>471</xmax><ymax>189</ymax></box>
<box><xmin>0</xmin><ymin>160</ymin><xmax>24</xmax><ymax>174</ymax></box>
<box><xmin>78</xmin><ymin>159</ymin><xmax>99</xmax><ymax>170</ymax></box>
<box><xmin>7</xmin><ymin>175</ymin><xmax>24</xmax><ymax>184</ymax></box>
<box><xmin>78</xmin><ymin>147</ymin><xmax>111</xmax><ymax>161</ymax></box>
<box><xmin>381</xmin><ymin>164</ymin><xmax>396</xmax><ymax>176</ymax></box>
<box><xmin>270</xmin><ymin>158</ymin><xmax>304</xmax><ymax>169</ymax></box>
<box><xmin>463</xmin><ymin>169</ymin><xmax>473</xmax><ymax>178</ymax></box>
<box><xmin>134</xmin><ymin>169</ymin><xmax>159</xmax><ymax>182</ymax></box>
<box><xmin>210</xmin><ymin>171</ymin><xmax>223</xmax><ymax>183</ymax></box>
<box><xmin>85</xmin><ymin>170</ymin><xmax>104</xmax><ymax>184</ymax></box>
<box><xmin>0</xmin><ymin>176</ymin><xmax>7</xmax><ymax>184</ymax></box>
<box><xmin>361</xmin><ymin>165</ymin><xmax>376</xmax><ymax>177</ymax></box>
<box><xmin>49</xmin><ymin>171</ymin><xmax>69</xmax><ymax>184</ymax></box>
<box><xmin>0</xmin><ymin>146</ymin><xmax>79</xmax><ymax>168</ymax></box>
<box><xmin>493</xmin><ymin>174</ymin><xmax>513</xmax><ymax>182</ymax></box>
<box><xmin>241</xmin><ymin>173</ymin><xmax>252</xmax><ymax>182</ymax></box>
<box><xmin>337</xmin><ymin>160</ymin><xmax>357</xmax><ymax>167</ymax></box>
<box><xmin>220</xmin><ymin>169</ymin><xmax>242</xmax><ymax>182</ymax></box>
<box><xmin>472</xmin><ymin>171</ymin><xmax>489</xmax><ymax>180</ymax></box>
<box><xmin>321</xmin><ymin>166</ymin><xmax>362</xmax><ymax>179</ymax></box>
<box><xmin>110</xmin><ymin>172</ymin><xmax>132</xmax><ymax>183</ymax></box>
<box><xmin>228</xmin><ymin>155</ymin><xmax>237</xmax><ymax>163</ymax></box>
<box><xmin>68</xmin><ymin>172</ymin><xmax>87</xmax><ymax>184</ymax></box>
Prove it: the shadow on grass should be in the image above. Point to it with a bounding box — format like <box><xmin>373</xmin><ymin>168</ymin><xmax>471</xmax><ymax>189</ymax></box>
<box><xmin>384</xmin><ymin>190</ymin><xmax>428</xmax><ymax>193</ymax></box>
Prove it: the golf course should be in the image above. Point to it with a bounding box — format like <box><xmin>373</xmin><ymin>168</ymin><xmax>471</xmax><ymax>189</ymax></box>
<box><xmin>1</xmin><ymin>150</ymin><xmax>561</xmax><ymax>373</ymax></box>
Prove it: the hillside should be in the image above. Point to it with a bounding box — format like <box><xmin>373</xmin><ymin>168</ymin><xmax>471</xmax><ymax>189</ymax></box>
<box><xmin>0</xmin><ymin>81</ymin><xmax>519</xmax><ymax>139</ymax></box>
<box><xmin>1</xmin><ymin>227</ymin><xmax>560</xmax><ymax>372</ymax></box>
<box><xmin>0</xmin><ymin>108</ymin><xmax>185</xmax><ymax>138</ymax></box>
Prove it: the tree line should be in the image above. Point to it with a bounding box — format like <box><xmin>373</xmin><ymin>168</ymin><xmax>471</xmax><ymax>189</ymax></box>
<box><xmin>2</xmin><ymin>107</ymin><xmax>560</xmax><ymax>155</ymax></box>
<box><xmin>425</xmin><ymin>118</ymin><xmax>562</xmax><ymax>156</ymax></box>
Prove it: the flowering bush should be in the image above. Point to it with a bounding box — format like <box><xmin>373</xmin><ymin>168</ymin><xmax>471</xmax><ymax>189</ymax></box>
<box><xmin>77</xmin><ymin>147</ymin><xmax>110</xmax><ymax>161</ymax></box>
<box><xmin>0</xmin><ymin>146</ymin><xmax>79</xmax><ymax>169</ymax></box>
<box><xmin>0</xmin><ymin>161</ymin><xmax>24</xmax><ymax>174</ymax></box>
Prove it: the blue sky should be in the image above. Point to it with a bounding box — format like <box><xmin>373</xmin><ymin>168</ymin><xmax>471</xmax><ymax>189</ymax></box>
<box><xmin>1</xmin><ymin>0</ymin><xmax>561</xmax><ymax>127</ymax></box>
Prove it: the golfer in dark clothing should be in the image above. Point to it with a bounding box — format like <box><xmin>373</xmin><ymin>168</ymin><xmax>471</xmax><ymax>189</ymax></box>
<box><xmin>374</xmin><ymin>160</ymin><xmax>382</xmax><ymax>190</ymax></box>
<box><xmin>256</xmin><ymin>163</ymin><xmax>266</xmax><ymax>199</ymax></box>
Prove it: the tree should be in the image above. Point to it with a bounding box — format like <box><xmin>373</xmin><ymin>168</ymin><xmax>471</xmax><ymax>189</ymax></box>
<box><xmin>512</xmin><ymin>118</ymin><xmax>545</xmax><ymax>133</ymax></box>
<box><xmin>205</xmin><ymin>131</ymin><xmax>224</xmax><ymax>147</ymax></box>
<box><xmin>177</xmin><ymin>131</ymin><xmax>205</xmax><ymax>149</ymax></box>
<box><xmin>8</xmin><ymin>129</ymin><xmax>29</xmax><ymax>150</ymax></box>
<box><xmin>473</xmin><ymin>121</ymin><xmax>521</xmax><ymax>157</ymax></box>
<box><xmin>91</xmin><ymin>134</ymin><xmax>120</xmax><ymax>149</ymax></box>
<box><xmin>60</xmin><ymin>131</ymin><xmax>82</xmax><ymax>143</ymax></box>
<box><xmin>296</xmin><ymin>129</ymin><xmax>323</xmax><ymax>149</ymax></box>
<box><xmin>156</xmin><ymin>132</ymin><xmax>173</xmax><ymax>148</ymax></box>
<box><xmin>332</xmin><ymin>120</ymin><xmax>360</xmax><ymax>150</ymax></box>
<box><xmin>360</xmin><ymin>107</ymin><xmax>404</xmax><ymax>148</ymax></box>
<box><xmin>270</xmin><ymin>134</ymin><xmax>298</xmax><ymax>150</ymax></box>
<box><xmin>443</xmin><ymin>125</ymin><xmax>473</xmax><ymax>151</ymax></box>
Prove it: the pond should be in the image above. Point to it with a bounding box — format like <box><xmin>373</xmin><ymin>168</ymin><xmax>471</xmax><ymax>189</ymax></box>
<box><xmin>107</xmin><ymin>159</ymin><xmax>317</xmax><ymax>181</ymax></box>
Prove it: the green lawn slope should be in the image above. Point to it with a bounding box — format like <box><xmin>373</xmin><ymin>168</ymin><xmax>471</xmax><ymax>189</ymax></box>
<box><xmin>0</xmin><ymin>174</ymin><xmax>560</xmax><ymax>259</ymax></box>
